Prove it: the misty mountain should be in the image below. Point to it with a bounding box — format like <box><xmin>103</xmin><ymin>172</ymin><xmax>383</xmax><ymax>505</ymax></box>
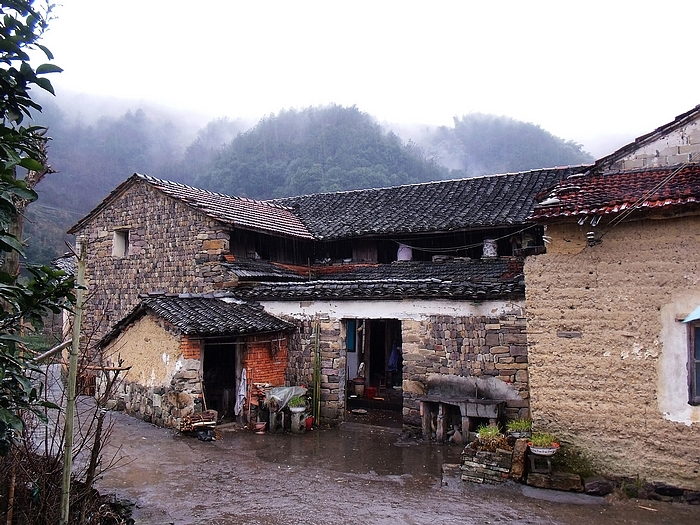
<box><xmin>25</xmin><ymin>99</ymin><xmax>593</xmax><ymax>267</ymax></box>
<box><xmin>425</xmin><ymin>114</ymin><xmax>593</xmax><ymax>176</ymax></box>
<box><xmin>193</xmin><ymin>105</ymin><xmax>448</xmax><ymax>199</ymax></box>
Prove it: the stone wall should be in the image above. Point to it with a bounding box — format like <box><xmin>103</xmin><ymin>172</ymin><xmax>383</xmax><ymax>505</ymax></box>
<box><xmin>401</xmin><ymin>315</ymin><xmax>530</xmax><ymax>427</ymax></box>
<box><xmin>273</xmin><ymin>314</ymin><xmax>346</xmax><ymax>424</ymax></box>
<box><xmin>608</xmin><ymin>120</ymin><xmax>700</xmax><ymax>171</ymax></box>
<box><xmin>525</xmin><ymin>213</ymin><xmax>700</xmax><ymax>491</ymax></box>
<box><xmin>75</xmin><ymin>181</ymin><xmax>231</xmax><ymax>341</ymax></box>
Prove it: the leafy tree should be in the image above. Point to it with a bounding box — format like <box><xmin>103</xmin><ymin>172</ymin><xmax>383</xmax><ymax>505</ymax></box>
<box><xmin>0</xmin><ymin>0</ymin><xmax>75</xmax><ymax>456</ymax></box>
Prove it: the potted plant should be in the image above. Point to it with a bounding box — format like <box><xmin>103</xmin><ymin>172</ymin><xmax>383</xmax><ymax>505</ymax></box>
<box><xmin>527</xmin><ymin>431</ymin><xmax>560</xmax><ymax>456</ymax></box>
<box><xmin>288</xmin><ymin>395</ymin><xmax>307</xmax><ymax>413</ymax></box>
<box><xmin>471</xmin><ymin>423</ymin><xmax>509</xmax><ymax>452</ymax></box>
<box><xmin>506</xmin><ymin>418</ymin><xmax>532</xmax><ymax>438</ymax></box>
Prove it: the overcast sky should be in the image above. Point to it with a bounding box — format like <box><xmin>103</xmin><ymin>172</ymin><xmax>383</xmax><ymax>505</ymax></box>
<box><xmin>40</xmin><ymin>0</ymin><xmax>700</xmax><ymax>157</ymax></box>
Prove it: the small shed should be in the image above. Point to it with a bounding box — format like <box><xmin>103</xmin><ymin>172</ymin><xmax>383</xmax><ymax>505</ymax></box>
<box><xmin>97</xmin><ymin>295</ymin><xmax>295</xmax><ymax>427</ymax></box>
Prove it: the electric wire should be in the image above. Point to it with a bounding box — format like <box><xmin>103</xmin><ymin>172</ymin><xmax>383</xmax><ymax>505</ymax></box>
<box><xmin>393</xmin><ymin>223</ymin><xmax>539</xmax><ymax>253</ymax></box>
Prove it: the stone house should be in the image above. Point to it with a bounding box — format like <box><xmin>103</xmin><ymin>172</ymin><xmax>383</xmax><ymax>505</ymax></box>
<box><xmin>96</xmin><ymin>295</ymin><xmax>294</xmax><ymax>424</ymax></box>
<box><xmin>525</xmin><ymin>104</ymin><xmax>700</xmax><ymax>491</ymax></box>
<box><xmin>69</xmin><ymin>166</ymin><xmax>586</xmax><ymax>430</ymax></box>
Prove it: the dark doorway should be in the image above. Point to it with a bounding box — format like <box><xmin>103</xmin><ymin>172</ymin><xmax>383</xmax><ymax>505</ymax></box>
<box><xmin>203</xmin><ymin>341</ymin><xmax>237</xmax><ymax>419</ymax></box>
<box><xmin>347</xmin><ymin>319</ymin><xmax>403</xmax><ymax>418</ymax></box>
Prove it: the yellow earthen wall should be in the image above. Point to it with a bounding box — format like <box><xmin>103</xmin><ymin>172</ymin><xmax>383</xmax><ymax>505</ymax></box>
<box><xmin>525</xmin><ymin>214</ymin><xmax>700</xmax><ymax>490</ymax></box>
<box><xmin>103</xmin><ymin>314</ymin><xmax>182</xmax><ymax>387</ymax></box>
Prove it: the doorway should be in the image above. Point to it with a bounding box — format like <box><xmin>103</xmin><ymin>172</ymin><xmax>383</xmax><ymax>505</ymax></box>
<box><xmin>202</xmin><ymin>340</ymin><xmax>238</xmax><ymax>419</ymax></box>
<box><xmin>346</xmin><ymin>318</ymin><xmax>403</xmax><ymax>413</ymax></box>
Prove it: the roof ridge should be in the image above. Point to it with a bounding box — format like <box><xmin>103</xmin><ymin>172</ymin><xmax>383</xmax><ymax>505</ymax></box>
<box><xmin>137</xmin><ymin>173</ymin><xmax>294</xmax><ymax>211</ymax></box>
<box><xmin>270</xmin><ymin>165</ymin><xmax>591</xmax><ymax>202</ymax></box>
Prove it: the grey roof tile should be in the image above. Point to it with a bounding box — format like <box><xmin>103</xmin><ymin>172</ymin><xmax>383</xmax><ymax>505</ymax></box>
<box><xmin>99</xmin><ymin>296</ymin><xmax>295</xmax><ymax>347</ymax></box>
<box><xmin>232</xmin><ymin>258</ymin><xmax>524</xmax><ymax>301</ymax></box>
<box><xmin>272</xmin><ymin>167</ymin><xmax>587</xmax><ymax>240</ymax></box>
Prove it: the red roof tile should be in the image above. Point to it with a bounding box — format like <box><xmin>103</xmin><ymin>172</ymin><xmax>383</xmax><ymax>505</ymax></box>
<box><xmin>68</xmin><ymin>174</ymin><xmax>314</xmax><ymax>239</ymax></box>
<box><xmin>531</xmin><ymin>164</ymin><xmax>700</xmax><ymax>219</ymax></box>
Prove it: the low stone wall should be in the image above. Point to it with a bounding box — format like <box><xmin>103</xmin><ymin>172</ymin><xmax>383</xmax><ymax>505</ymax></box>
<box><xmin>461</xmin><ymin>447</ymin><xmax>512</xmax><ymax>484</ymax></box>
<box><xmin>100</xmin><ymin>358</ymin><xmax>203</xmax><ymax>429</ymax></box>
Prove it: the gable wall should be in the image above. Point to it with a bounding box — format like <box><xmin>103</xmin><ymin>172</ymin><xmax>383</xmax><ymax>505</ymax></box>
<box><xmin>75</xmin><ymin>182</ymin><xmax>231</xmax><ymax>340</ymax></box>
<box><xmin>524</xmin><ymin>213</ymin><xmax>700</xmax><ymax>490</ymax></box>
<box><xmin>612</xmin><ymin>120</ymin><xmax>700</xmax><ymax>170</ymax></box>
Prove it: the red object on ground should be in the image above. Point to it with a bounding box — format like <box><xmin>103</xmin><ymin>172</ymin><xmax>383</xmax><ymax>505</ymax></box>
<box><xmin>365</xmin><ymin>387</ymin><xmax>376</xmax><ymax>399</ymax></box>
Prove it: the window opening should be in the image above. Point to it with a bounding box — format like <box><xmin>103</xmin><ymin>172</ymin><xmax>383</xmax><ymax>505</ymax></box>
<box><xmin>112</xmin><ymin>229</ymin><xmax>129</xmax><ymax>257</ymax></box>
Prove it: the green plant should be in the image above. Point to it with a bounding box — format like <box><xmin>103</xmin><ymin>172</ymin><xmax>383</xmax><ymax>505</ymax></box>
<box><xmin>471</xmin><ymin>423</ymin><xmax>510</xmax><ymax>452</ymax></box>
<box><xmin>506</xmin><ymin>418</ymin><xmax>532</xmax><ymax>433</ymax></box>
<box><xmin>288</xmin><ymin>395</ymin><xmax>306</xmax><ymax>408</ymax></box>
<box><xmin>529</xmin><ymin>431</ymin><xmax>559</xmax><ymax>448</ymax></box>
<box><xmin>476</xmin><ymin>423</ymin><xmax>501</xmax><ymax>439</ymax></box>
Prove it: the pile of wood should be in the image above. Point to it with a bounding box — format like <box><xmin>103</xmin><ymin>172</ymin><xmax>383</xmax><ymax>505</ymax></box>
<box><xmin>180</xmin><ymin>410</ymin><xmax>217</xmax><ymax>432</ymax></box>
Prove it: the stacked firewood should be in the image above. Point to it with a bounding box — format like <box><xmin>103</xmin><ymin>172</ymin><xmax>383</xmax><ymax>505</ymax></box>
<box><xmin>180</xmin><ymin>410</ymin><xmax>217</xmax><ymax>432</ymax></box>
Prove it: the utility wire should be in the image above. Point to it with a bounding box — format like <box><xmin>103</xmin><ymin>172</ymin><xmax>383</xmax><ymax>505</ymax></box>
<box><xmin>394</xmin><ymin>224</ymin><xmax>538</xmax><ymax>253</ymax></box>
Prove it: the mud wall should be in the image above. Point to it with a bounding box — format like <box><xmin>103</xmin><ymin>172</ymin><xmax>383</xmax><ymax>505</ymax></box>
<box><xmin>525</xmin><ymin>214</ymin><xmax>700</xmax><ymax>490</ymax></box>
<box><xmin>99</xmin><ymin>316</ymin><xmax>203</xmax><ymax>428</ymax></box>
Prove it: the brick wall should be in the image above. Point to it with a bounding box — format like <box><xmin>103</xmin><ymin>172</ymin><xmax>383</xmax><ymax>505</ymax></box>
<box><xmin>242</xmin><ymin>334</ymin><xmax>288</xmax><ymax>387</ymax></box>
<box><xmin>181</xmin><ymin>335</ymin><xmax>202</xmax><ymax>360</ymax></box>
<box><xmin>525</xmin><ymin>213</ymin><xmax>700</xmax><ymax>491</ymax></box>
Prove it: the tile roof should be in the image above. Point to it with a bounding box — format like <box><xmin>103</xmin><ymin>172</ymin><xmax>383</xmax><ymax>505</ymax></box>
<box><xmin>530</xmin><ymin>164</ymin><xmax>700</xmax><ymax>220</ymax></box>
<box><xmin>99</xmin><ymin>296</ymin><xmax>295</xmax><ymax>347</ymax></box>
<box><xmin>69</xmin><ymin>174</ymin><xmax>314</xmax><ymax>239</ymax></box>
<box><xmin>271</xmin><ymin>166</ymin><xmax>588</xmax><ymax>240</ymax></box>
<box><xmin>232</xmin><ymin>258</ymin><xmax>524</xmax><ymax>301</ymax></box>
<box><xmin>70</xmin><ymin>166</ymin><xmax>587</xmax><ymax>240</ymax></box>
<box><xmin>222</xmin><ymin>259</ymin><xmax>307</xmax><ymax>281</ymax></box>
<box><xmin>52</xmin><ymin>252</ymin><xmax>76</xmax><ymax>276</ymax></box>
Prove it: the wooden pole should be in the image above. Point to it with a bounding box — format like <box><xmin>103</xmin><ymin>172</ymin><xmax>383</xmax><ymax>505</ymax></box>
<box><xmin>60</xmin><ymin>239</ymin><xmax>86</xmax><ymax>525</ymax></box>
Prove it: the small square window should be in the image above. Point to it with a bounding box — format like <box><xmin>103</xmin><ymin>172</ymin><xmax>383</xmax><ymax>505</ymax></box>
<box><xmin>112</xmin><ymin>230</ymin><xmax>130</xmax><ymax>257</ymax></box>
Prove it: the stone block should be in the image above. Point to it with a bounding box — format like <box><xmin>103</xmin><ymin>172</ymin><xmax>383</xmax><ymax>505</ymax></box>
<box><xmin>527</xmin><ymin>472</ymin><xmax>583</xmax><ymax>492</ymax></box>
<box><xmin>490</xmin><ymin>346</ymin><xmax>510</xmax><ymax>354</ymax></box>
<box><xmin>584</xmin><ymin>475</ymin><xmax>614</xmax><ymax>496</ymax></box>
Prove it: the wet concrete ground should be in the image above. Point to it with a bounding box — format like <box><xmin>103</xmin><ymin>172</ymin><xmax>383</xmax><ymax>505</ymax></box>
<box><xmin>95</xmin><ymin>411</ymin><xmax>698</xmax><ymax>525</ymax></box>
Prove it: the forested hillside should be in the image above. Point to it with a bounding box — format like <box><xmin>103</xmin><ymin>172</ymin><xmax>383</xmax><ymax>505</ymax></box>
<box><xmin>26</xmin><ymin>100</ymin><xmax>593</xmax><ymax>266</ymax></box>
<box><xmin>426</xmin><ymin>114</ymin><xmax>593</xmax><ymax>176</ymax></box>
<box><xmin>194</xmin><ymin>105</ymin><xmax>447</xmax><ymax>199</ymax></box>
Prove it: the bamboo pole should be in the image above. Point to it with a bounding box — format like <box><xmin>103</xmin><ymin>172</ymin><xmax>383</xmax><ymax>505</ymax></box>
<box><xmin>60</xmin><ymin>239</ymin><xmax>86</xmax><ymax>525</ymax></box>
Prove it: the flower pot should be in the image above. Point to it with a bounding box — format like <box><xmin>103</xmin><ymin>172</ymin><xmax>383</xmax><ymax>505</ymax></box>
<box><xmin>289</xmin><ymin>406</ymin><xmax>306</xmax><ymax>413</ymax></box>
<box><xmin>528</xmin><ymin>443</ymin><xmax>559</xmax><ymax>456</ymax></box>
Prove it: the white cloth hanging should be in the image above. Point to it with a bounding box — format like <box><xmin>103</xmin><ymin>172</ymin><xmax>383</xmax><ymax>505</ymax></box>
<box><xmin>234</xmin><ymin>368</ymin><xmax>247</xmax><ymax>416</ymax></box>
